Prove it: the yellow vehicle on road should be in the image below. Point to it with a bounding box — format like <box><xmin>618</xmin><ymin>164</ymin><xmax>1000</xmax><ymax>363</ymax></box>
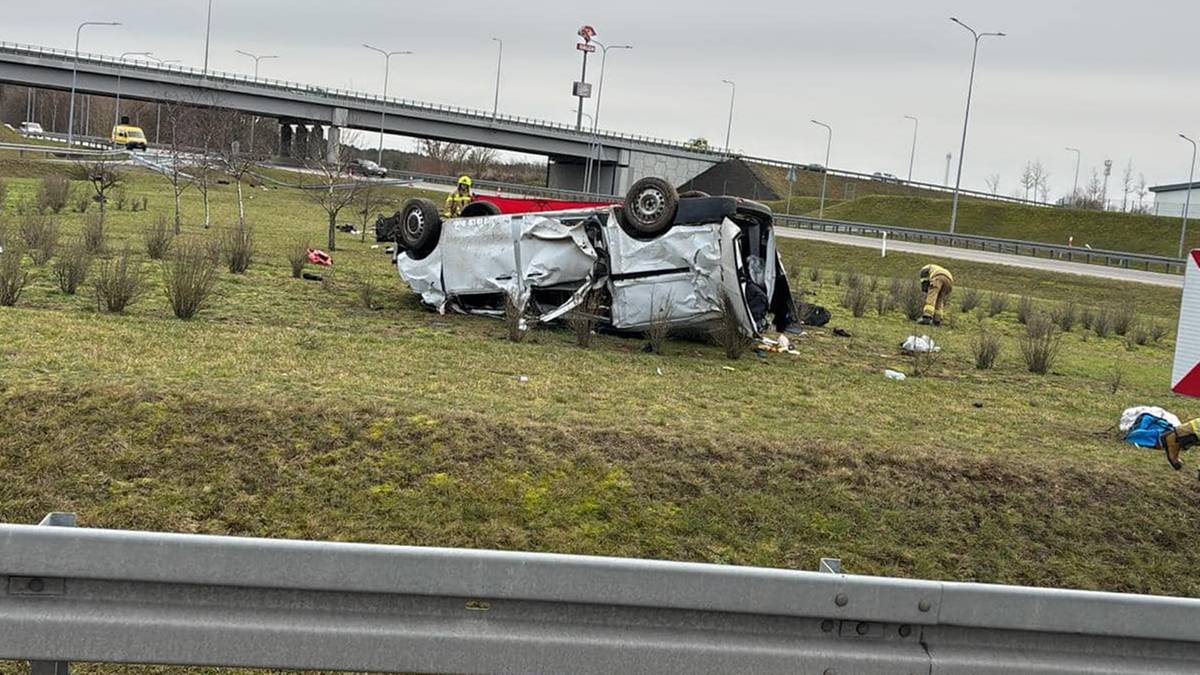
<box><xmin>111</xmin><ymin>123</ymin><xmax>147</xmax><ymax>150</ymax></box>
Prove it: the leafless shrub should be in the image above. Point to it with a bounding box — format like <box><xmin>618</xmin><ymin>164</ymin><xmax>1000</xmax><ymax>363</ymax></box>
<box><xmin>888</xmin><ymin>277</ymin><xmax>904</xmax><ymax>305</ymax></box>
<box><xmin>222</xmin><ymin>223</ymin><xmax>255</xmax><ymax>274</ymax></box>
<box><xmin>712</xmin><ymin>293</ymin><xmax>755</xmax><ymax>359</ymax></box>
<box><xmin>841</xmin><ymin>283</ymin><xmax>871</xmax><ymax>318</ymax></box>
<box><xmin>875</xmin><ymin>293</ymin><xmax>892</xmax><ymax>316</ymax></box>
<box><xmin>52</xmin><ymin>242</ymin><xmax>91</xmax><ymax>295</ymax></box>
<box><xmin>1125</xmin><ymin>322</ymin><xmax>1151</xmax><ymax>349</ymax></box>
<box><xmin>1107</xmin><ymin>363</ymin><xmax>1125</xmax><ymax>395</ymax></box>
<box><xmin>0</xmin><ymin>248</ymin><xmax>29</xmax><ymax>306</ymax></box>
<box><xmin>94</xmin><ymin>247</ymin><xmax>145</xmax><ymax>313</ymax></box>
<box><xmin>1016</xmin><ymin>296</ymin><xmax>1035</xmax><ymax>325</ymax></box>
<box><xmin>504</xmin><ymin>293</ymin><xmax>527</xmax><ymax>343</ymax></box>
<box><xmin>808</xmin><ymin>267</ymin><xmax>821</xmax><ymax>283</ymax></box>
<box><xmin>357</xmin><ymin>278</ymin><xmax>380</xmax><ymax>310</ymax></box>
<box><xmin>1019</xmin><ymin>314</ymin><xmax>1061</xmax><ymax>374</ymax></box>
<box><xmin>0</xmin><ymin>178</ymin><xmax>7</xmax><ymax>211</ymax></box>
<box><xmin>163</xmin><ymin>237</ymin><xmax>219</xmax><ymax>319</ymax></box>
<box><xmin>987</xmin><ymin>293</ymin><xmax>1008</xmax><ymax>317</ymax></box>
<box><xmin>1080</xmin><ymin>307</ymin><xmax>1095</xmax><ymax>331</ymax></box>
<box><xmin>1050</xmin><ymin>301</ymin><xmax>1077</xmax><ymax>332</ymax></box>
<box><xmin>286</xmin><ymin>238</ymin><xmax>310</xmax><ymax>279</ymax></box>
<box><xmin>868</xmin><ymin>276</ymin><xmax>879</xmax><ymax>293</ymax></box>
<box><xmin>114</xmin><ymin>189</ymin><xmax>128</xmax><ymax>211</ymax></box>
<box><xmin>19</xmin><ymin>214</ymin><xmax>58</xmax><ymax>265</ymax></box>
<box><xmin>899</xmin><ymin>280</ymin><xmax>924</xmax><ymax>321</ymax></box>
<box><xmin>646</xmin><ymin>294</ymin><xmax>672</xmax><ymax>354</ymax></box>
<box><xmin>959</xmin><ymin>287</ymin><xmax>980</xmax><ymax>313</ymax></box>
<box><xmin>833</xmin><ymin>270</ymin><xmax>844</xmax><ymax>286</ymax></box>
<box><xmin>970</xmin><ymin>326</ymin><xmax>1002</xmax><ymax>370</ymax></box>
<box><xmin>910</xmin><ymin>334</ymin><xmax>943</xmax><ymax>378</ymax></box>
<box><xmin>144</xmin><ymin>214</ymin><xmax>175</xmax><ymax>260</ymax></box>
<box><xmin>37</xmin><ymin>175</ymin><xmax>70</xmax><ymax>213</ymax></box>
<box><xmin>1092</xmin><ymin>308</ymin><xmax>1112</xmax><ymax>338</ymax></box>
<box><xmin>1112</xmin><ymin>306</ymin><xmax>1134</xmax><ymax>336</ymax></box>
<box><xmin>845</xmin><ymin>269</ymin><xmax>863</xmax><ymax>289</ymax></box>
<box><xmin>1150</xmin><ymin>320</ymin><xmax>1168</xmax><ymax>344</ymax></box>
<box><xmin>569</xmin><ymin>293</ymin><xmax>600</xmax><ymax>348</ymax></box>
<box><xmin>81</xmin><ymin>211</ymin><xmax>106</xmax><ymax>255</ymax></box>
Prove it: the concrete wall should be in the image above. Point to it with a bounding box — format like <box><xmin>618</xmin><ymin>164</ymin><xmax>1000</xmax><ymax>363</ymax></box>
<box><xmin>618</xmin><ymin>150</ymin><xmax>716</xmax><ymax>193</ymax></box>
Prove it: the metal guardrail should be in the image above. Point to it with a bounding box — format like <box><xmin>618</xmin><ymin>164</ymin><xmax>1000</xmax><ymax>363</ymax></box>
<box><xmin>3</xmin><ymin>515</ymin><xmax>1200</xmax><ymax>674</ymax></box>
<box><xmin>774</xmin><ymin>213</ymin><xmax>1186</xmax><ymax>274</ymax></box>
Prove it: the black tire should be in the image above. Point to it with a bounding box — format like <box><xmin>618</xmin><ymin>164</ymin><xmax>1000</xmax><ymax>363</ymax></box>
<box><xmin>679</xmin><ymin>190</ymin><xmax>710</xmax><ymax>198</ymax></box>
<box><xmin>619</xmin><ymin>177</ymin><xmax>679</xmax><ymax>238</ymax></box>
<box><xmin>398</xmin><ymin>198</ymin><xmax>442</xmax><ymax>260</ymax></box>
<box><xmin>460</xmin><ymin>200</ymin><xmax>501</xmax><ymax>217</ymax></box>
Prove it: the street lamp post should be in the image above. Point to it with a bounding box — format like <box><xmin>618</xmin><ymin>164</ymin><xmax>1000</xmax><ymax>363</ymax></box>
<box><xmin>114</xmin><ymin>51</ymin><xmax>153</xmax><ymax>129</ymax></box>
<box><xmin>491</xmin><ymin>37</ymin><xmax>503</xmax><ymax>120</ymax></box>
<box><xmin>1065</xmin><ymin>147</ymin><xmax>1081</xmax><ymax>206</ymax></box>
<box><xmin>1180</xmin><ymin>134</ymin><xmax>1197</xmax><ymax>258</ymax></box>
<box><xmin>948</xmin><ymin>17</ymin><xmax>1005</xmax><ymax>233</ymax></box>
<box><xmin>364</xmin><ymin>44</ymin><xmax>413</xmax><ymax>166</ymax></box>
<box><xmin>145</xmin><ymin>56</ymin><xmax>180</xmax><ymax>144</ymax></box>
<box><xmin>721</xmin><ymin>79</ymin><xmax>736</xmax><ymax>154</ymax></box>
<box><xmin>203</xmin><ymin>0</ymin><xmax>213</xmax><ymax>75</ymax></box>
<box><xmin>585</xmin><ymin>41</ymin><xmax>631</xmax><ymax>193</ymax></box>
<box><xmin>812</xmin><ymin>120</ymin><xmax>832</xmax><ymax>218</ymax></box>
<box><xmin>67</xmin><ymin>20</ymin><xmax>121</xmax><ymax>146</ymax></box>
<box><xmin>904</xmin><ymin>115</ymin><xmax>919</xmax><ymax>182</ymax></box>
<box><xmin>236</xmin><ymin>50</ymin><xmax>278</xmax><ymax>154</ymax></box>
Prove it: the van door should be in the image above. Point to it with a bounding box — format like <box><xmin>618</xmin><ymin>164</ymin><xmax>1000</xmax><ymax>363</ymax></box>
<box><xmin>718</xmin><ymin>219</ymin><xmax>759</xmax><ymax>336</ymax></box>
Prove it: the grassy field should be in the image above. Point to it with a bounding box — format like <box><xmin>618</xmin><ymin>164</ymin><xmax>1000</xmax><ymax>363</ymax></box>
<box><xmin>1</xmin><ymin>162</ymin><xmax>1199</xmax><ymax>673</ymax></box>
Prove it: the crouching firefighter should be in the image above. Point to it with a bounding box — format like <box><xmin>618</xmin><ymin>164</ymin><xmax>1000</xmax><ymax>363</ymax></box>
<box><xmin>918</xmin><ymin>264</ymin><xmax>954</xmax><ymax>326</ymax></box>
<box><xmin>1160</xmin><ymin>419</ymin><xmax>1200</xmax><ymax>471</ymax></box>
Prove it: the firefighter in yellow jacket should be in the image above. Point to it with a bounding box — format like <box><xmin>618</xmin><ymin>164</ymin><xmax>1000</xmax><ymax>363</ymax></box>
<box><xmin>918</xmin><ymin>264</ymin><xmax>953</xmax><ymax>325</ymax></box>
<box><xmin>445</xmin><ymin>175</ymin><xmax>474</xmax><ymax>216</ymax></box>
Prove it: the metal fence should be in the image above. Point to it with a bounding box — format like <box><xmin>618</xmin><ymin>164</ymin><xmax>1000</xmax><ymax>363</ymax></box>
<box><xmin>3</xmin><ymin>514</ymin><xmax>1200</xmax><ymax>674</ymax></box>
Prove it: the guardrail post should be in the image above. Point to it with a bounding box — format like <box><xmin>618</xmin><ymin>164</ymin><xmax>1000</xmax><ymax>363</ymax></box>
<box><xmin>28</xmin><ymin>512</ymin><xmax>76</xmax><ymax>675</ymax></box>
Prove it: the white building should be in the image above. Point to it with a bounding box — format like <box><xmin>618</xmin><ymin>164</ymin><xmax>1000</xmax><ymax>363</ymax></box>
<box><xmin>1150</xmin><ymin>181</ymin><xmax>1200</xmax><ymax>218</ymax></box>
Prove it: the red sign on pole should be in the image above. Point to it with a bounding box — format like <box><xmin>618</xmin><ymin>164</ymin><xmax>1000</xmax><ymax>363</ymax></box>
<box><xmin>576</xmin><ymin>42</ymin><xmax>596</xmax><ymax>53</ymax></box>
<box><xmin>578</xmin><ymin>25</ymin><xmax>596</xmax><ymax>42</ymax></box>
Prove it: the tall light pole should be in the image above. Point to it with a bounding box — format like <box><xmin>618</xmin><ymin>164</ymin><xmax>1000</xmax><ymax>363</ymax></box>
<box><xmin>364</xmin><ymin>44</ymin><xmax>413</xmax><ymax>166</ymax></box>
<box><xmin>904</xmin><ymin>115</ymin><xmax>919</xmax><ymax>182</ymax></box>
<box><xmin>67</xmin><ymin>20</ymin><xmax>121</xmax><ymax>146</ymax></box>
<box><xmin>812</xmin><ymin>120</ymin><xmax>832</xmax><ymax>218</ymax></box>
<box><xmin>145</xmin><ymin>55</ymin><xmax>180</xmax><ymax>144</ymax></box>
<box><xmin>948</xmin><ymin>17</ymin><xmax>1005</xmax><ymax>233</ymax></box>
<box><xmin>1065</xmin><ymin>147</ymin><xmax>1081</xmax><ymax>206</ymax></box>
<box><xmin>585</xmin><ymin>41</ymin><xmax>631</xmax><ymax>193</ymax></box>
<box><xmin>721</xmin><ymin>79</ymin><xmax>736</xmax><ymax>154</ymax></box>
<box><xmin>237</xmin><ymin>50</ymin><xmax>278</xmax><ymax>155</ymax></box>
<box><xmin>1180</xmin><ymin>134</ymin><xmax>1196</xmax><ymax>258</ymax></box>
<box><xmin>113</xmin><ymin>50</ymin><xmax>152</xmax><ymax>129</ymax></box>
<box><xmin>203</xmin><ymin>0</ymin><xmax>213</xmax><ymax>75</ymax></box>
<box><xmin>491</xmin><ymin>37</ymin><xmax>503</xmax><ymax>120</ymax></box>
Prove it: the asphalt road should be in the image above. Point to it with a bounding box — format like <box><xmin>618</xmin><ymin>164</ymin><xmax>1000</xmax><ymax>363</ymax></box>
<box><xmin>775</xmin><ymin>228</ymin><xmax>1183</xmax><ymax>289</ymax></box>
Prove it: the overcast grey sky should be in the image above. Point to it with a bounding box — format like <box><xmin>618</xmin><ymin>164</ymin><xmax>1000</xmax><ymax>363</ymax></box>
<box><xmin>10</xmin><ymin>1</ymin><xmax>1200</xmax><ymax>199</ymax></box>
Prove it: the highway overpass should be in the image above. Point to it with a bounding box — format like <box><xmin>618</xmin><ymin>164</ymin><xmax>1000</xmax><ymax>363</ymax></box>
<box><xmin>0</xmin><ymin>41</ymin><xmax>719</xmax><ymax>195</ymax></box>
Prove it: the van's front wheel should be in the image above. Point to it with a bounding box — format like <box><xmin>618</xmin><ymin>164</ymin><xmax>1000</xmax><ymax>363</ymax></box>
<box><xmin>398</xmin><ymin>198</ymin><xmax>442</xmax><ymax>260</ymax></box>
<box><xmin>619</xmin><ymin>177</ymin><xmax>678</xmax><ymax>238</ymax></box>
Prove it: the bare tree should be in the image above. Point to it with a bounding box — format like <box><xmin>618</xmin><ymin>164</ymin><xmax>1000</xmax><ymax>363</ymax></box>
<box><xmin>189</xmin><ymin>107</ymin><xmax>220</xmax><ymax>229</ymax></box>
<box><xmin>1081</xmin><ymin>168</ymin><xmax>1105</xmax><ymax>210</ymax></box>
<box><xmin>355</xmin><ymin>181</ymin><xmax>393</xmax><ymax>243</ymax></box>
<box><xmin>465</xmin><ymin>146</ymin><xmax>499</xmax><ymax>177</ymax></box>
<box><xmin>71</xmin><ymin>160</ymin><xmax>122</xmax><ymax>224</ymax></box>
<box><xmin>301</xmin><ymin>156</ymin><xmax>366</xmax><ymax>251</ymax></box>
<box><xmin>213</xmin><ymin>109</ymin><xmax>266</xmax><ymax>226</ymax></box>
<box><xmin>419</xmin><ymin>139</ymin><xmax>471</xmax><ymax>175</ymax></box>
<box><xmin>158</xmin><ymin>97</ymin><xmax>197</xmax><ymax>234</ymax></box>
<box><xmin>984</xmin><ymin>174</ymin><xmax>1000</xmax><ymax>195</ymax></box>
<box><xmin>1134</xmin><ymin>173</ymin><xmax>1150</xmax><ymax>214</ymax></box>
<box><xmin>1120</xmin><ymin>159</ymin><xmax>1134</xmax><ymax>213</ymax></box>
<box><xmin>1020</xmin><ymin>162</ymin><xmax>1036</xmax><ymax>200</ymax></box>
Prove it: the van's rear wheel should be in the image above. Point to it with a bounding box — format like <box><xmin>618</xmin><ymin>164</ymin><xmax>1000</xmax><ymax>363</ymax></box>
<box><xmin>398</xmin><ymin>198</ymin><xmax>442</xmax><ymax>260</ymax></box>
<box><xmin>619</xmin><ymin>177</ymin><xmax>678</xmax><ymax>238</ymax></box>
<box><xmin>460</xmin><ymin>200</ymin><xmax>501</xmax><ymax>217</ymax></box>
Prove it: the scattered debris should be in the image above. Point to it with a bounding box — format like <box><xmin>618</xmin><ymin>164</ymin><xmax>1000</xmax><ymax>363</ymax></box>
<box><xmin>1119</xmin><ymin>406</ymin><xmax>1180</xmax><ymax>432</ymax></box>
<box><xmin>901</xmin><ymin>335</ymin><xmax>939</xmax><ymax>353</ymax></box>
<box><xmin>833</xmin><ymin>328</ymin><xmax>853</xmax><ymax>338</ymax></box>
<box><xmin>722</xmin><ymin>366</ymin><xmax>736</xmax><ymax>372</ymax></box>
<box><xmin>656</xmin><ymin>367</ymin><xmax>663</xmax><ymax>376</ymax></box>
<box><xmin>307</xmin><ymin>249</ymin><xmax>333</xmax><ymax>266</ymax></box>
<box><xmin>301</xmin><ymin>272</ymin><xmax>323</xmax><ymax>282</ymax></box>
<box><xmin>973</xmin><ymin>402</ymin><xmax>984</xmax><ymax>409</ymax></box>
<box><xmin>797</xmin><ymin>304</ymin><xmax>831</xmax><ymax>327</ymax></box>
<box><xmin>336</xmin><ymin>223</ymin><xmax>358</xmax><ymax>234</ymax></box>
<box><xmin>516</xmin><ymin>375</ymin><xmax>529</xmax><ymax>383</ymax></box>
<box><xmin>884</xmin><ymin>369</ymin><xmax>907</xmax><ymax>381</ymax></box>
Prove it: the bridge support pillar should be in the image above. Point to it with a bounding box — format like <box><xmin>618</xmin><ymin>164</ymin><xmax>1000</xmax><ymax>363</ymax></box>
<box><xmin>278</xmin><ymin>123</ymin><xmax>293</xmax><ymax>158</ymax></box>
<box><xmin>294</xmin><ymin>125</ymin><xmax>309</xmax><ymax>161</ymax></box>
<box><xmin>326</xmin><ymin>126</ymin><xmax>341</xmax><ymax>165</ymax></box>
<box><xmin>310</xmin><ymin>124</ymin><xmax>325</xmax><ymax>161</ymax></box>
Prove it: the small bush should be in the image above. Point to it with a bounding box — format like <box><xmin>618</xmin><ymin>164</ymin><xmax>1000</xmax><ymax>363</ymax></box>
<box><xmin>888</xmin><ymin>278</ymin><xmax>903</xmax><ymax>304</ymax></box>
<box><xmin>130</xmin><ymin>197</ymin><xmax>142</xmax><ymax>212</ymax></box>
<box><xmin>73</xmin><ymin>194</ymin><xmax>91</xmax><ymax>213</ymax></box>
<box><xmin>141</xmin><ymin>196</ymin><xmax>150</xmax><ymax>211</ymax></box>
<box><xmin>1020</xmin><ymin>314</ymin><xmax>1061</xmax><ymax>374</ymax></box>
<box><xmin>144</xmin><ymin>214</ymin><xmax>175</xmax><ymax>260</ymax></box>
<box><xmin>833</xmin><ymin>270</ymin><xmax>843</xmax><ymax>286</ymax></box>
<box><xmin>1092</xmin><ymin>309</ymin><xmax>1112</xmax><ymax>338</ymax></box>
<box><xmin>1107</xmin><ymin>363</ymin><xmax>1125</xmax><ymax>395</ymax></box>
<box><xmin>646</xmin><ymin>297</ymin><xmax>672</xmax><ymax>354</ymax></box>
<box><xmin>970</xmin><ymin>327</ymin><xmax>1002</xmax><ymax>370</ymax></box>
<box><xmin>1050</xmin><ymin>301</ymin><xmax>1077</xmax><ymax>332</ymax></box>
<box><xmin>52</xmin><ymin>243</ymin><xmax>91</xmax><ymax>295</ymax></box>
<box><xmin>0</xmin><ymin>178</ymin><xmax>7</xmax><ymax>211</ymax></box>
<box><xmin>845</xmin><ymin>269</ymin><xmax>863</xmax><ymax>290</ymax></box>
<box><xmin>19</xmin><ymin>214</ymin><xmax>58</xmax><ymax>265</ymax></box>
<box><xmin>841</xmin><ymin>283</ymin><xmax>871</xmax><ymax>318</ymax></box>
<box><xmin>94</xmin><ymin>247</ymin><xmax>145</xmax><ymax>313</ymax></box>
<box><xmin>114</xmin><ymin>189</ymin><xmax>128</xmax><ymax>211</ymax></box>
<box><xmin>357</xmin><ymin>278</ymin><xmax>380</xmax><ymax>310</ymax></box>
<box><xmin>504</xmin><ymin>293</ymin><xmax>527</xmax><ymax>343</ymax></box>
<box><xmin>1016</xmin><ymin>296</ymin><xmax>1035</xmax><ymax>325</ymax></box>
<box><xmin>910</xmin><ymin>333</ymin><xmax>943</xmax><ymax>378</ymax></box>
<box><xmin>0</xmin><ymin>248</ymin><xmax>29</xmax><ymax>306</ymax></box>
<box><xmin>81</xmin><ymin>211</ymin><xmax>106</xmax><ymax>255</ymax></box>
<box><xmin>569</xmin><ymin>294</ymin><xmax>600</xmax><ymax>348</ymax></box>
<box><xmin>900</xmin><ymin>280</ymin><xmax>924</xmax><ymax>321</ymax></box>
<box><xmin>222</xmin><ymin>223</ymin><xmax>255</xmax><ymax>274</ymax></box>
<box><xmin>808</xmin><ymin>267</ymin><xmax>821</xmax><ymax>283</ymax></box>
<box><xmin>1080</xmin><ymin>307</ymin><xmax>1095</xmax><ymax>331</ymax></box>
<box><xmin>37</xmin><ymin>175</ymin><xmax>70</xmax><ymax>213</ymax></box>
<box><xmin>959</xmin><ymin>287</ymin><xmax>980</xmax><ymax>313</ymax></box>
<box><xmin>875</xmin><ymin>293</ymin><xmax>891</xmax><ymax>316</ymax></box>
<box><xmin>286</xmin><ymin>238</ymin><xmax>310</xmax><ymax>279</ymax></box>
<box><xmin>1112</xmin><ymin>306</ymin><xmax>1134</xmax><ymax>336</ymax></box>
<box><xmin>712</xmin><ymin>293</ymin><xmax>754</xmax><ymax>359</ymax></box>
<box><xmin>1126</xmin><ymin>322</ymin><xmax>1151</xmax><ymax>348</ymax></box>
<box><xmin>868</xmin><ymin>276</ymin><xmax>879</xmax><ymax>293</ymax></box>
<box><xmin>987</xmin><ymin>293</ymin><xmax>1008</xmax><ymax>317</ymax></box>
<box><xmin>1150</xmin><ymin>320</ymin><xmax>1168</xmax><ymax>344</ymax></box>
<box><xmin>163</xmin><ymin>237</ymin><xmax>219</xmax><ymax>319</ymax></box>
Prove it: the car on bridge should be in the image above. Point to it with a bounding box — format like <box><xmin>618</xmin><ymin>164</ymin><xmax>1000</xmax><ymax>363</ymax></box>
<box><xmin>383</xmin><ymin>177</ymin><xmax>797</xmax><ymax>337</ymax></box>
<box><xmin>348</xmin><ymin>158</ymin><xmax>388</xmax><ymax>178</ymax></box>
<box><xmin>18</xmin><ymin>121</ymin><xmax>44</xmax><ymax>135</ymax></box>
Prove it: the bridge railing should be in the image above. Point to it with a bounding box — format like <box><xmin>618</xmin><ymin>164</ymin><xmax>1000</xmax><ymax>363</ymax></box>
<box><xmin>4</xmin><ymin>514</ymin><xmax>1200</xmax><ymax>674</ymax></box>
